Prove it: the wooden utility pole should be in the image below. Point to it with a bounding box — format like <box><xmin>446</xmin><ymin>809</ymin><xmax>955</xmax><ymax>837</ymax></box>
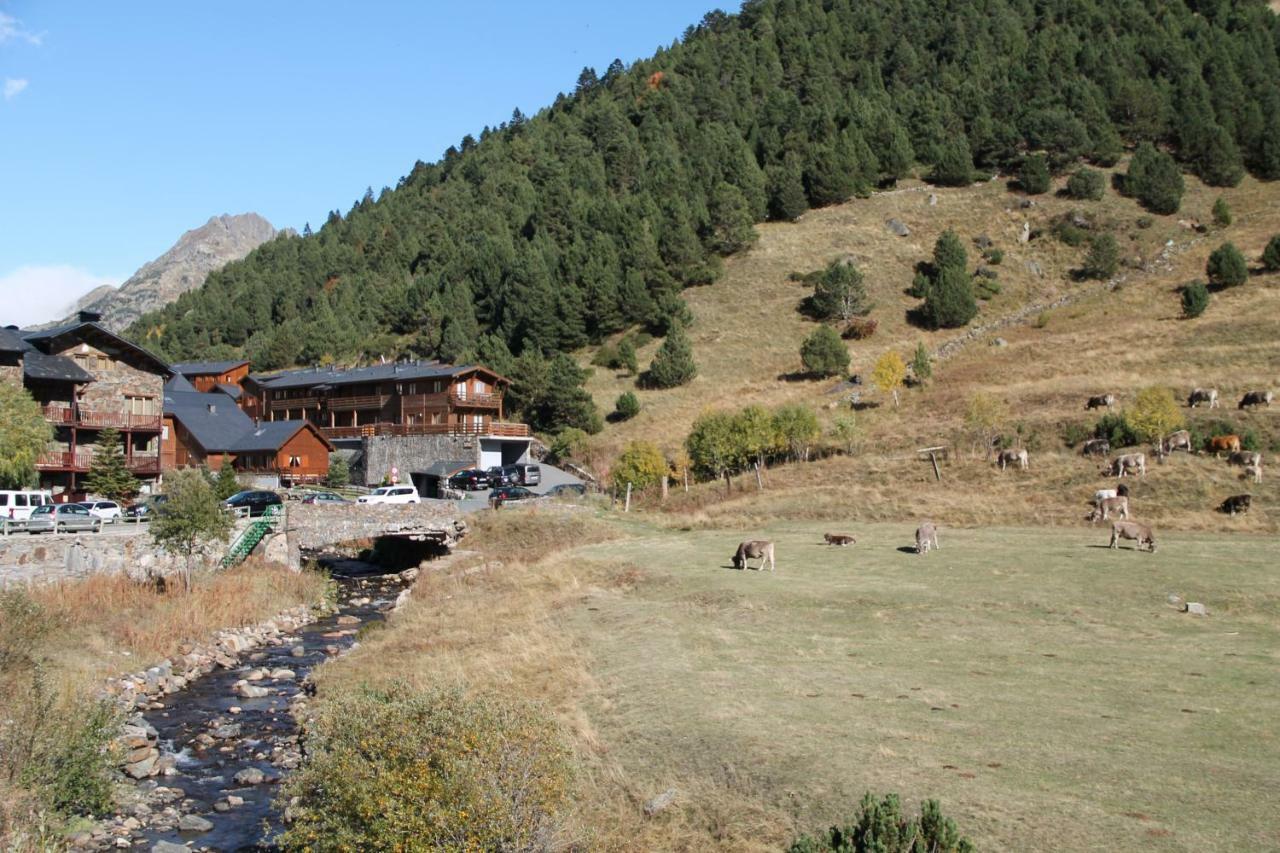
<box><xmin>624</xmin><ymin>482</ymin><xmax>632</xmax><ymax>512</ymax></box>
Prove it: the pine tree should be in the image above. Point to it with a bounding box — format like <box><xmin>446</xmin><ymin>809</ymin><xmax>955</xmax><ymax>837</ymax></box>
<box><xmin>617</xmin><ymin>337</ymin><xmax>638</xmax><ymax>376</ymax></box>
<box><xmin>326</xmin><ymin>454</ymin><xmax>350</xmax><ymax>488</ymax></box>
<box><xmin>1181</xmin><ymin>281</ymin><xmax>1210</xmax><ymax>318</ymax></box>
<box><xmin>213</xmin><ymin>464</ymin><xmax>241</xmax><ymax>501</ymax></box>
<box><xmin>811</xmin><ymin>259</ymin><xmax>871</xmax><ymax>321</ymax></box>
<box><xmin>1081</xmin><ymin>234</ymin><xmax>1120</xmax><ymax>280</ymax></box>
<box><xmin>800</xmin><ymin>326</ymin><xmax>850</xmax><ymax>378</ymax></box>
<box><xmin>766</xmin><ymin>159</ymin><xmax>808</xmax><ymax>222</ymax></box>
<box><xmin>932</xmin><ymin>230</ymin><xmax>967</xmax><ymax>273</ymax></box>
<box><xmin>1126</xmin><ymin>143</ymin><xmax>1185</xmax><ymax>215</ymax></box>
<box><xmin>1206</xmin><ymin>242</ymin><xmax>1247</xmax><ymax>287</ymax></box>
<box><xmin>706</xmin><ymin>182</ymin><xmax>757</xmax><ymax>254</ymax></box>
<box><xmin>614</xmin><ymin>391</ymin><xmax>641</xmax><ymax>421</ymax></box>
<box><xmin>84</xmin><ymin>428</ymin><xmax>139</xmax><ymax>503</ymax></box>
<box><xmin>1019</xmin><ymin>154</ymin><xmax>1051</xmax><ymax>195</ymax></box>
<box><xmin>1065</xmin><ymin>167</ymin><xmax>1104</xmax><ymax>201</ymax></box>
<box><xmin>923</xmin><ymin>265</ymin><xmax>978</xmax><ymax>329</ymax></box>
<box><xmin>1211</xmin><ymin>197</ymin><xmax>1232</xmax><ymax>228</ymax></box>
<box><xmin>911</xmin><ymin>342</ymin><xmax>933</xmax><ymax>387</ymax></box>
<box><xmin>1262</xmin><ymin>235</ymin><xmax>1280</xmax><ymax>272</ymax></box>
<box><xmin>931</xmin><ymin>136</ymin><xmax>974</xmax><ymax>186</ymax></box>
<box><xmin>645</xmin><ymin>322</ymin><xmax>697</xmax><ymax>389</ymax></box>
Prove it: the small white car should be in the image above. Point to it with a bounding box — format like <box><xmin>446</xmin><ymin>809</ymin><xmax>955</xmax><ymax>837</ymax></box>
<box><xmin>357</xmin><ymin>485</ymin><xmax>421</xmax><ymax>505</ymax></box>
<box><xmin>80</xmin><ymin>500</ymin><xmax>123</xmax><ymax>523</ymax></box>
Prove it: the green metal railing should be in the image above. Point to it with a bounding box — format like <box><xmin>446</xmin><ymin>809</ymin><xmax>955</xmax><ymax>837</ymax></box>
<box><xmin>220</xmin><ymin>504</ymin><xmax>283</xmax><ymax>568</ymax></box>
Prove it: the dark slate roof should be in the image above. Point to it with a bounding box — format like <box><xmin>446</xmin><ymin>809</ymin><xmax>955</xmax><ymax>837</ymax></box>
<box><xmin>22</xmin><ymin>321</ymin><xmax>170</xmax><ymax>376</ymax></box>
<box><xmin>171</xmin><ymin>360</ymin><xmax>249</xmax><ymax>376</ymax></box>
<box><xmin>0</xmin><ymin>327</ymin><xmax>28</xmax><ymax>353</ymax></box>
<box><xmin>164</xmin><ymin>374</ymin><xmax>198</xmax><ymax>393</ymax></box>
<box><xmin>214</xmin><ymin>383</ymin><xmax>243</xmax><ymax>400</ymax></box>
<box><xmin>22</xmin><ymin>351</ymin><xmax>94</xmax><ymax>383</ymax></box>
<box><xmin>163</xmin><ymin>391</ymin><xmax>255</xmax><ymax>453</ymax></box>
<box><xmin>229</xmin><ymin>420</ymin><xmax>330</xmax><ymax>453</ymax></box>
<box><xmin>257</xmin><ymin>361</ymin><xmax>476</xmax><ymax>390</ymax></box>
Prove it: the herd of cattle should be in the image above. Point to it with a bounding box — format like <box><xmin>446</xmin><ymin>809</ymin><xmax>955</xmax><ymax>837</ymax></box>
<box><xmin>727</xmin><ymin>387</ymin><xmax>1271</xmax><ymax>568</ymax></box>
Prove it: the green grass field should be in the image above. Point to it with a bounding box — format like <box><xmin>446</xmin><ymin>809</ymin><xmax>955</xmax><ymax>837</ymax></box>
<box><xmin>558</xmin><ymin>518</ymin><xmax>1280</xmax><ymax>851</ymax></box>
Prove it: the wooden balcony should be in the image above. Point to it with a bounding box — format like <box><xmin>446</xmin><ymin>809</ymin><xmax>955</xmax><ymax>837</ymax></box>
<box><xmin>36</xmin><ymin>451</ymin><xmax>161</xmax><ymax>474</ymax></box>
<box><xmin>449</xmin><ymin>390</ymin><xmax>502</xmax><ymax>409</ymax></box>
<box><xmin>41</xmin><ymin>405</ymin><xmax>161</xmax><ymax>431</ymax></box>
<box><xmin>269</xmin><ymin>396</ymin><xmax>319</xmax><ymax>411</ymax></box>
<box><xmin>322</xmin><ymin>420</ymin><xmax>530</xmax><ymax>440</ymax></box>
<box><xmin>326</xmin><ymin>394</ymin><xmax>391</xmax><ymax>412</ymax></box>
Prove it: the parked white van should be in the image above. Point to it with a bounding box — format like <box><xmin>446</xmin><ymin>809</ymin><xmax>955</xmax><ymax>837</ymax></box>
<box><xmin>0</xmin><ymin>490</ymin><xmax>55</xmax><ymax>522</ymax></box>
<box><xmin>357</xmin><ymin>485</ymin><xmax>420</xmax><ymax>505</ymax></box>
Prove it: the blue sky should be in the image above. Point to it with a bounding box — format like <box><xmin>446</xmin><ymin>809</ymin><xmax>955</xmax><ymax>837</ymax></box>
<box><xmin>0</xmin><ymin>1</ymin><xmax>719</xmax><ymax>325</ymax></box>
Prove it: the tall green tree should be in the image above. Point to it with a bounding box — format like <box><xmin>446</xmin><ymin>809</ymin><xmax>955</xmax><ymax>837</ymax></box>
<box><xmin>150</xmin><ymin>469</ymin><xmax>233</xmax><ymax>592</ymax></box>
<box><xmin>922</xmin><ymin>265</ymin><xmax>978</xmax><ymax>329</ymax></box>
<box><xmin>811</xmin><ymin>259</ymin><xmax>871</xmax><ymax>321</ymax></box>
<box><xmin>1125</xmin><ymin>144</ymin><xmax>1185</xmax><ymax>215</ymax></box>
<box><xmin>84</xmin><ymin>428</ymin><xmax>139</xmax><ymax>503</ymax></box>
<box><xmin>645</xmin><ymin>322</ymin><xmax>697</xmax><ymax>389</ymax></box>
<box><xmin>213</xmin><ymin>464</ymin><xmax>241</xmax><ymax>501</ymax></box>
<box><xmin>0</xmin><ymin>383</ymin><xmax>52</xmax><ymax>489</ymax></box>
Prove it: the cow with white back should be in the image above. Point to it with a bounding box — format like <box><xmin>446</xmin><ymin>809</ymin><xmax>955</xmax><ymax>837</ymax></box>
<box><xmin>1107</xmin><ymin>453</ymin><xmax>1145</xmax><ymax>478</ymax></box>
<box><xmin>1081</xmin><ymin>438</ymin><xmax>1110</xmax><ymax>457</ymax></box>
<box><xmin>997</xmin><ymin>448</ymin><xmax>1029</xmax><ymax>471</ymax></box>
<box><xmin>1187</xmin><ymin>388</ymin><xmax>1219</xmax><ymax>408</ymax></box>
<box><xmin>1238</xmin><ymin>391</ymin><xmax>1273</xmax><ymax>410</ymax></box>
<box><xmin>1086</xmin><ymin>394</ymin><xmax>1116</xmax><ymax>410</ymax></box>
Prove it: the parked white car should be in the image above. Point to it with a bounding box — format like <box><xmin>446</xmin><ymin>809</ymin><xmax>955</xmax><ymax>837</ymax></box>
<box><xmin>357</xmin><ymin>485</ymin><xmax>420</xmax><ymax>505</ymax></box>
<box><xmin>80</xmin><ymin>500</ymin><xmax>123</xmax><ymax>523</ymax></box>
<box><xmin>0</xmin><ymin>490</ymin><xmax>54</xmax><ymax>523</ymax></box>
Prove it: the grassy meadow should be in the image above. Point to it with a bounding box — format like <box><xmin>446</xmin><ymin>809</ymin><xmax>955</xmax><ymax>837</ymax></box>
<box><xmin>313</xmin><ymin>509</ymin><xmax>1280</xmax><ymax>851</ymax></box>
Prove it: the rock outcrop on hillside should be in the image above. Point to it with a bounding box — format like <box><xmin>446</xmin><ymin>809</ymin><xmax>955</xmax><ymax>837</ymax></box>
<box><xmin>61</xmin><ymin>213</ymin><xmax>278</xmax><ymax>332</ymax></box>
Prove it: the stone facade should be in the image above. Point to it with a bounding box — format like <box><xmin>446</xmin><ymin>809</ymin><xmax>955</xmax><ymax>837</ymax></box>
<box><xmin>360</xmin><ymin>433</ymin><xmax>481</xmax><ymax>486</ymax></box>
<box><xmin>52</xmin><ymin>340</ymin><xmax>164</xmax><ymax>414</ymax></box>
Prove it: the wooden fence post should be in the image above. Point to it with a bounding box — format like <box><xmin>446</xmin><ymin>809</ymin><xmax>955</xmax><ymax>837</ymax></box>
<box><xmin>624</xmin><ymin>482</ymin><xmax>632</xmax><ymax>512</ymax></box>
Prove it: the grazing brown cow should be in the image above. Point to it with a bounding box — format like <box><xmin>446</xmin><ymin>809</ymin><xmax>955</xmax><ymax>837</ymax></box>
<box><xmin>1109</xmin><ymin>521</ymin><xmax>1156</xmax><ymax>552</ymax></box>
<box><xmin>1219</xmin><ymin>494</ymin><xmax>1252</xmax><ymax>516</ymax></box>
<box><xmin>1209</xmin><ymin>435</ymin><xmax>1242</xmax><ymax>456</ymax></box>
<box><xmin>1081</xmin><ymin>438</ymin><xmax>1110</xmax><ymax>457</ymax></box>
<box><xmin>997</xmin><ymin>448</ymin><xmax>1029</xmax><ymax>471</ymax></box>
<box><xmin>732</xmin><ymin>540</ymin><xmax>775</xmax><ymax>571</ymax></box>
<box><xmin>1238</xmin><ymin>390</ymin><xmax>1273</xmax><ymax>410</ymax></box>
<box><xmin>1086</xmin><ymin>394</ymin><xmax>1116</xmax><ymax>410</ymax></box>
<box><xmin>824</xmin><ymin>533</ymin><xmax>856</xmax><ymax>546</ymax></box>
<box><xmin>1108</xmin><ymin>453</ymin><xmax>1145</xmax><ymax>477</ymax></box>
<box><xmin>915</xmin><ymin>522</ymin><xmax>940</xmax><ymax>554</ymax></box>
<box><xmin>1161</xmin><ymin>430</ymin><xmax>1192</xmax><ymax>454</ymax></box>
<box><xmin>1089</xmin><ymin>496</ymin><xmax>1130</xmax><ymax>523</ymax></box>
<box><xmin>1187</xmin><ymin>388</ymin><xmax>1219</xmax><ymax>409</ymax></box>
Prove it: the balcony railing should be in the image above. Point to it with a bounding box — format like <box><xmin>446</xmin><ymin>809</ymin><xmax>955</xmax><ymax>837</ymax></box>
<box><xmin>35</xmin><ymin>451</ymin><xmax>160</xmax><ymax>473</ymax></box>
<box><xmin>322</xmin><ymin>420</ymin><xmax>530</xmax><ymax>440</ymax></box>
<box><xmin>449</xmin><ymin>390</ymin><xmax>502</xmax><ymax>409</ymax></box>
<box><xmin>269</xmin><ymin>396</ymin><xmax>319</xmax><ymax>411</ymax></box>
<box><xmin>325</xmin><ymin>394</ymin><xmax>391</xmax><ymax>411</ymax></box>
<box><xmin>41</xmin><ymin>405</ymin><xmax>161</xmax><ymax>431</ymax></box>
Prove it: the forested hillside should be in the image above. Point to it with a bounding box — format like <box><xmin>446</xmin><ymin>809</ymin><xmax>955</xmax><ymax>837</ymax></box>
<box><xmin>130</xmin><ymin>0</ymin><xmax>1280</xmax><ymax>432</ymax></box>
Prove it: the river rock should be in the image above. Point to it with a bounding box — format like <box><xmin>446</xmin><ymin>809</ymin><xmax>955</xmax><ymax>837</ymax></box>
<box><xmin>178</xmin><ymin>814</ymin><xmax>213</xmax><ymax>833</ymax></box>
<box><xmin>244</xmin><ymin>667</ymin><xmax>269</xmax><ymax>682</ymax></box>
<box><xmin>290</xmin><ymin>645</ymin><xmax>306</xmax><ymax>658</ymax></box>
<box><xmin>124</xmin><ymin>751</ymin><xmax>159</xmax><ymax>779</ymax></box>
<box><xmin>336</xmin><ymin>615</ymin><xmax>360</xmax><ymax>626</ymax></box>
<box><xmin>236</xmin><ymin>683</ymin><xmax>270</xmax><ymax>699</ymax></box>
<box><xmin>269</xmin><ymin>668</ymin><xmax>296</xmax><ymax>681</ymax></box>
<box><xmin>399</xmin><ymin>566</ymin><xmax>420</xmax><ymax>582</ymax></box>
<box><xmin>151</xmin><ymin>842</ymin><xmax>189</xmax><ymax>853</ymax></box>
<box><xmin>210</xmin><ymin>723</ymin><xmax>241</xmax><ymax>740</ymax></box>
<box><xmin>233</xmin><ymin>767</ymin><xmax>266</xmax><ymax>786</ymax></box>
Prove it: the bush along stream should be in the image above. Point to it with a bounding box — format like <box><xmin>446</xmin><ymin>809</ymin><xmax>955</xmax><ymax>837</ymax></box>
<box><xmin>86</xmin><ymin>559</ymin><xmax>416</xmax><ymax>852</ymax></box>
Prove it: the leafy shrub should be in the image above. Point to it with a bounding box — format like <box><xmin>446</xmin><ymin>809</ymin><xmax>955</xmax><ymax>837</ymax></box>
<box><xmin>974</xmin><ymin>275</ymin><xmax>1001</xmax><ymax>299</ymax></box>
<box><xmin>1060</xmin><ymin>420</ymin><xmax>1092</xmax><ymax>448</ymax></box>
<box><xmin>591</xmin><ymin>342</ymin><xmax>621</xmax><ymax>368</ymax></box>
<box><xmin>982</xmin><ymin>247</ymin><xmax>1004</xmax><ymax>265</ymax></box>
<box><xmin>278</xmin><ymin>683</ymin><xmax>570</xmax><ymax>852</ymax></box>
<box><xmin>1081</xmin><ymin>234</ymin><xmax>1120</xmax><ymax>280</ymax></box>
<box><xmin>611</xmin><ymin>440</ymin><xmax>667</xmax><ymax>491</ymax></box>
<box><xmin>1206</xmin><ymin>242</ymin><xmax>1248</xmax><ymax>287</ymax></box>
<box><xmin>613</xmin><ymin>391</ymin><xmax>640</xmax><ymax>421</ymax></box>
<box><xmin>789</xmin><ymin>793</ymin><xmax>974</xmax><ymax>853</ymax></box>
<box><xmin>801</xmin><ymin>326</ymin><xmax>851</xmax><ymax>377</ymax></box>
<box><xmin>548</xmin><ymin>427</ymin><xmax>588</xmax><ymax>463</ymax></box>
<box><xmin>1095</xmin><ymin>412</ymin><xmax>1140</xmax><ymax>448</ymax></box>
<box><xmin>1181</xmin><ymin>281</ymin><xmax>1210</xmax><ymax>318</ymax></box>
<box><xmin>1262</xmin><ymin>235</ymin><xmax>1280</xmax><ymax>272</ymax></box>
<box><xmin>1212</xmin><ymin>197</ymin><xmax>1232</xmax><ymax>227</ymax></box>
<box><xmin>841</xmin><ymin>317</ymin><xmax>878</xmax><ymax>340</ymax></box>
<box><xmin>908</xmin><ymin>270</ymin><xmax>931</xmax><ymax>298</ymax></box>
<box><xmin>1052</xmin><ymin>220</ymin><xmax>1088</xmax><ymax>247</ymax></box>
<box><xmin>1065</xmin><ymin>167</ymin><xmax>1105</xmax><ymax>200</ymax></box>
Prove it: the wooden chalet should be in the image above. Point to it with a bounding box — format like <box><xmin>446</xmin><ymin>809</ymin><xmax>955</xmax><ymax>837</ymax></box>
<box><xmin>1</xmin><ymin>313</ymin><xmax>167</xmax><ymax>499</ymax></box>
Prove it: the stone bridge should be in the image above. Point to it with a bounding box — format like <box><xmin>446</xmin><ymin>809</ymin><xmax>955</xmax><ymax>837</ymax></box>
<box><xmin>279</xmin><ymin>501</ymin><xmax>468</xmax><ymax>569</ymax></box>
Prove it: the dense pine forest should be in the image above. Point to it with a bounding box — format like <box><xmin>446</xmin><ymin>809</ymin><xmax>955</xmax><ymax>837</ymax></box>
<box><xmin>130</xmin><ymin>0</ymin><xmax>1280</xmax><ymax>432</ymax></box>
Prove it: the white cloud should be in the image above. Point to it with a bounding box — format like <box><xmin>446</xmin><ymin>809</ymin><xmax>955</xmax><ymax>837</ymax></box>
<box><xmin>0</xmin><ymin>266</ymin><xmax>121</xmax><ymax>328</ymax></box>
<box><xmin>4</xmin><ymin>78</ymin><xmax>28</xmax><ymax>100</ymax></box>
<box><xmin>0</xmin><ymin>12</ymin><xmax>42</xmax><ymax>46</ymax></box>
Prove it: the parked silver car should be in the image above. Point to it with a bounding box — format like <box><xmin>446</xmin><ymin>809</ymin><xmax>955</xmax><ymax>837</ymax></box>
<box><xmin>25</xmin><ymin>503</ymin><xmax>104</xmax><ymax>534</ymax></box>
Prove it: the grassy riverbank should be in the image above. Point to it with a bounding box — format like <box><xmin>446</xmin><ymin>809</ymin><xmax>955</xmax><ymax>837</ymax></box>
<box><xmin>308</xmin><ymin>507</ymin><xmax>1280</xmax><ymax>851</ymax></box>
<box><xmin>0</xmin><ymin>559</ymin><xmax>328</xmax><ymax>849</ymax></box>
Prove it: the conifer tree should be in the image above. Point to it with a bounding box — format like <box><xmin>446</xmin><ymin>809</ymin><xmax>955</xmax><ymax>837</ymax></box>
<box><xmin>766</xmin><ymin>158</ymin><xmax>808</xmax><ymax>222</ymax></box>
<box><xmin>1206</xmin><ymin>242</ymin><xmax>1247</xmax><ymax>288</ymax></box>
<box><xmin>932</xmin><ymin>230</ymin><xmax>968</xmax><ymax>273</ymax></box>
<box><xmin>1211</xmin><ymin>197</ymin><xmax>1232</xmax><ymax>228</ymax></box>
<box><xmin>1126</xmin><ymin>144</ymin><xmax>1185</xmax><ymax>215</ymax></box>
<box><xmin>911</xmin><ymin>342</ymin><xmax>933</xmax><ymax>387</ymax></box>
<box><xmin>1262</xmin><ymin>236</ymin><xmax>1280</xmax><ymax>273</ymax></box>
<box><xmin>213</xmin><ymin>464</ymin><xmax>241</xmax><ymax>501</ymax></box>
<box><xmin>800</xmin><ymin>326</ymin><xmax>850</xmax><ymax>378</ymax></box>
<box><xmin>1081</xmin><ymin>234</ymin><xmax>1120</xmax><ymax>280</ymax></box>
<box><xmin>84</xmin><ymin>428</ymin><xmax>139</xmax><ymax>503</ymax></box>
<box><xmin>645</xmin><ymin>322</ymin><xmax>697</xmax><ymax>389</ymax></box>
<box><xmin>931</xmin><ymin>136</ymin><xmax>974</xmax><ymax>187</ymax></box>
<box><xmin>811</xmin><ymin>259</ymin><xmax>870</xmax><ymax>321</ymax></box>
<box><xmin>1019</xmin><ymin>154</ymin><xmax>1051</xmax><ymax>195</ymax></box>
<box><xmin>923</xmin><ymin>265</ymin><xmax>978</xmax><ymax>329</ymax></box>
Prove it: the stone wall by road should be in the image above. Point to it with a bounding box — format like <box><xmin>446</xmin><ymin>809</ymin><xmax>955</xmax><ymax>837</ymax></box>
<box><xmin>0</xmin><ymin>530</ymin><xmax>189</xmax><ymax>587</ymax></box>
<box><xmin>360</xmin><ymin>434</ymin><xmax>480</xmax><ymax>487</ymax></box>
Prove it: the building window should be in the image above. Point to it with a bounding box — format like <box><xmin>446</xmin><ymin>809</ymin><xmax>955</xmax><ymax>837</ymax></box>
<box><xmin>289</xmin><ymin>455</ymin><xmax>302</xmax><ymax>468</ymax></box>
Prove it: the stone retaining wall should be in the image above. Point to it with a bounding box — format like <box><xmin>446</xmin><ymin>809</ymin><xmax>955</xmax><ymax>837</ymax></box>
<box><xmin>0</xmin><ymin>530</ymin><xmax>191</xmax><ymax>587</ymax></box>
<box><xmin>360</xmin><ymin>433</ymin><xmax>480</xmax><ymax>486</ymax></box>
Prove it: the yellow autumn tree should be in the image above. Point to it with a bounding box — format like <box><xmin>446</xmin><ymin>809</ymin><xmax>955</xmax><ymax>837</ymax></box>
<box><xmin>1125</xmin><ymin>386</ymin><xmax>1185</xmax><ymax>446</ymax></box>
<box><xmin>871</xmin><ymin>350</ymin><xmax>908</xmax><ymax>406</ymax></box>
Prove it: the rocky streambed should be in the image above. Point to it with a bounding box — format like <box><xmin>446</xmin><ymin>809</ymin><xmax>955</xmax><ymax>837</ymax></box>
<box><xmin>83</xmin><ymin>560</ymin><xmax>412</xmax><ymax>852</ymax></box>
